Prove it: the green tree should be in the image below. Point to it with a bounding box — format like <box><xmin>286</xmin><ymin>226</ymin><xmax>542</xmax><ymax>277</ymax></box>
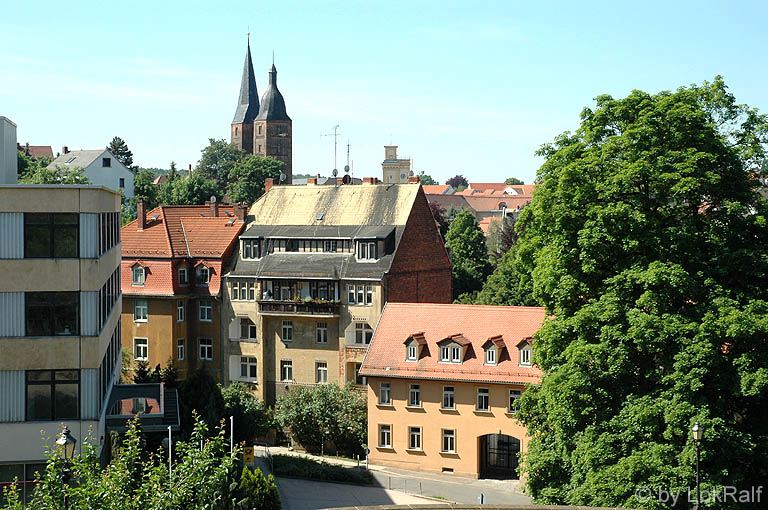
<box><xmin>196</xmin><ymin>138</ymin><xmax>245</xmax><ymax>190</ymax></box>
<box><xmin>158</xmin><ymin>171</ymin><xmax>218</xmax><ymax>206</ymax></box>
<box><xmin>504</xmin><ymin>177</ymin><xmax>524</xmax><ymax>185</ymax></box>
<box><xmin>180</xmin><ymin>368</ymin><xmax>226</xmax><ymax>435</ymax></box>
<box><xmin>107</xmin><ymin>136</ymin><xmax>134</xmax><ymax>168</ymax></box>
<box><xmin>416</xmin><ymin>171</ymin><xmax>437</xmax><ymax>185</ymax></box>
<box><xmin>227</xmin><ymin>155</ymin><xmax>284</xmax><ymax>204</ymax></box>
<box><xmin>18</xmin><ymin>165</ymin><xmax>90</xmax><ymax>184</ymax></box>
<box><xmin>429</xmin><ymin>202</ymin><xmax>450</xmax><ymax>239</ymax></box>
<box><xmin>474</xmin><ymin>243</ymin><xmax>537</xmax><ymax>306</ymax></box>
<box><xmin>274</xmin><ymin>383</ymin><xmax>367</xmax><ymax>456</ymax></box>
<box><xmin>444</xmin><ymin>209</ymin><xmax>492</xmax><ymax>300</ymax></box>
<box><xmin>132</xmin><ymin>360</ymin><xmax>152</xmax><ymax>383</ymax></box>
<box><xmin>132</xmin><ymin>169</ymin><xmax>158</xmax><ymax>209</ymax></box>
<box><xmin>221</xmin><ymin>382</ymin><xmax>273</xmax><ymax>443</ymax></box>
<box><xmin>515</xmin><ymin>77</ymin><xmax>768</xmax><ymax>509</ymax></box>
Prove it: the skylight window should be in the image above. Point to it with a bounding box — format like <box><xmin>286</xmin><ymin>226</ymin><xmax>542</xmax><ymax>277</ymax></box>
<box><xmin>65</xmin><ymin>157</ymin><xmax>76</xmax><ymax>164</ymax></box>
<box><xmin>316</xmin><ymin>211</ymin><xmax>325</xmax><ymax>221</ymax></box>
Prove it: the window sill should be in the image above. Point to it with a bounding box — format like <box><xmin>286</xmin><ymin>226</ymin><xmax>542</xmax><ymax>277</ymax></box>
<box><xmin>505</xmin><ymin>411</ymin><xmax>520</xmax><ymax>417</ymax></box>
<box><xmin>134</xmin><ymin>319</ymin><xmax>147</xmax><ymax>323</ymax></box>
<box><xmin>131</xmin><ymin>284</ymin><xmax>145</xmax><ymax>287</ymax></box>
<box><xmin>439</xmin><ymin>451</ymin><xmax>459</xmax><ymax>457</ymax></box>
<box><xmin>376</xmin><ymin>403</ymin><xmax>394</xmax><ymax>408</ymax></box>
<box><xmin>134</xmin><ymin>358</ymin><xmax>148</xmax><ymax>362</ymax></box>
<box><xmin>474</xmin><ymin>409</ymin><xmax>493</xmax><ymax>415</ymax></box>
<box><xmin>405</xmin><ymin>448</ymin><xmax>425</xmax><ymax>454</ymax></box>
<box><xmin>376</xmin><ymin>446</ymin><xmax>394</xmax><ymax>451</ymax></box>
<box><xmin>199</xmin><ymin>319</ymin><xmax>213</xmax><ymax>323</ymax></box>
<box><xmin>439</xmin><ymin>407</ymin><xmax>458</xmax><ymax>413</ymax></box>
<box><xmin>405</xmin><ymin>405</ymin><xmax>424</xmax><ymax>411</ymax></box>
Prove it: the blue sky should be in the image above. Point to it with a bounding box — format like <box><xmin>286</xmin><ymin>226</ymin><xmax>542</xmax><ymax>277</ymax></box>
<box><xmin>2</xmin><ymin>1</ymin><xmax>766</xmax><ymax>184</ymax></box>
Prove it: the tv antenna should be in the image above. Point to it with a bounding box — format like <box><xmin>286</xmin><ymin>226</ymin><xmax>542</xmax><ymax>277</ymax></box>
<box><xmin>344</xmin><ymin>140</ymin><xmax>351</xmax><ymax>174</ymax></box>
<box><xmin>321</xmin><ymin>125</ymin><xmax>340</xmax><ymax>174</ymax></box>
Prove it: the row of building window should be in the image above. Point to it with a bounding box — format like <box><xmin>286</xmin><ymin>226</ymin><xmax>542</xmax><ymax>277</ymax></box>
<box><xmin>98</xmin><ymin>319</ymin><xmax>121</xmax><ymax>414</ymax></box>
<box><xmin>99</xmin><ymin>267</ymin><xmax>121</xmax><ymax>330</ymax></box>
<box><xmin>98</xmin><ymin>212</ymin><xmax>120</xmax><ymax>256</ymax></box>
<box><xmin>133</xmin><ymin>264</ymin><xmax>210</xmax><ymax>287</ymax></box>
<box><xmin>241</xmin><ymin>239</ymin><xmax>380</xmax><ymax>260</ymax></box>
<box><xmin>277</xmin><ymin>320</ymin><xmax>371</xmax><ymax>344</ymax></box>
<box><xmin>135</xmin><ymin>299</ymin><xmax>213</xmax><ymax>323</ymax></box>
<box><xmin>407</xmin><ymin>343</ymin><xmax>532</xmax><ymax>367</ymax></box>
<box><xmin>379</xmin><ymin>382</ymin><xmax>522</xmax><ymax>413</ymax></box>
<box><xmin>377</xmin><ymin>425</ymin><xmax>456</xmax><ymax>453</ymax></box>
<box><xmin>232</xmin><ymin>279</ymin><xmax>376</xmax><ymax>305</ymax></box>
<box><xmin>24</xmin><ymin>213</ymin><xmax>78</xmax><ymax>258</ymax></box>
<box><xmin>134</xmin><ymin>337</ymin><xmax>213</xmax><ymax>362</ymax></box>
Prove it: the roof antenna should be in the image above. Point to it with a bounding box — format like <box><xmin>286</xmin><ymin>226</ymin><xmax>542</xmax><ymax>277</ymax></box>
<box><xmin>247</xmin><ymin>26</ymin><xmax>250</xmax><ymax>43</ymax></box>
<box><xmin>272</xmin><ymin>49</ymin><xmax>275</xmax><ymax>66</ymax></box>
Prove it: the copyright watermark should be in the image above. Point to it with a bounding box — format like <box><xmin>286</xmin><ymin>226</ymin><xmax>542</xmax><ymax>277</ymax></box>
<box><xmin>634</xmin><ymin>485</ymin><xmax>763</xmax><ymax>505</ymax></box>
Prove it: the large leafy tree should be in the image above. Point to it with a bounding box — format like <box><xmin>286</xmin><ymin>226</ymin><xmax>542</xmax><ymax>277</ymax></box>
<box><xmin>515</xmin><ymin>77</ymin><xmax>768</xmax><ymax>509</ymax></box>
<box><xmin>133</xmin><ymin>168</ymin><xmax>158</xmax><ymax>209</ymax></box>
<box><xmin>505</xmin><ymin>176</ymin><xmax>524</xmax><ymax>185</ymax></box>
<box><xmin>227</xmin><ymin>155</ymin><xmax>284</xmax><ymax>204</ymax></box>
<box><xmin>416</xmin><ymin>171</ymin><xmax>437</xmax><ymax>185</ymax></box>
<box><xmin>196</xmin><ymin>138</ymin><xmax>245</xmax><ymax>190</ymax></box>
<box><xmin>444</xmin><ymin>209</ymin><xmax>492</xmax><ymax>300</ymax></box>
<box><xmin>107</xmin><ymin>136</ymin><xmax>134</xmax><ymax>168</ymax></box>
<box><xmin>158</xmin><ymin>172</ymin><xmax>219</xmax><ymax>206</ymax></box>
<box><xmin>445</xmin><ymin>174</ymin><xmax>468</xmax><ymax>189</ymax></box>
<box><xmin>221</xmin><ymin>382</ymin><xmax>274</xmax><ymax>443</ymax></box>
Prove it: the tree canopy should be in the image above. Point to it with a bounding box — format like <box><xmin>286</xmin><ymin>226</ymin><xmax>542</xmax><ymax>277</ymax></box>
<box><xmin>445</xmin><ymin>174</ymin><xmax>468</xmax><ymax>188</ymax></box>
<box><xmin>19</xmin><ymin>165</ymin><xmax>90</xmax><ymax>185</ymax></box>
<box><xmin>107</xmin><ymin>136</ymin><xmax>134</xmax><ymax>168</ymax></box>
<box><xmin>227</xmin><ymin>155</ymin><xmax>284</xmax><ymax>205</ymax></box>
<box><xmin>444</xmin><ymin>209</ymin><xmax>492</xmax><ymax>300</ymax></box>
<box><xmin>512</xmin><ymin>77</ymin><xmax>768</xmax><ymax>508</ymax></box>
<box><xmin>416</xmin><ymin>171</ymin><xmax>437</xmax><ymax>185</ymax></box>
<box><xmin>505</xmin><ymin>176</ymin><xmax>524</xmax><ymax>185</ymax></box>
<box><xmin>196</xmin><ymin>138</ymin><xmax>245</xmax><ymax>190</ymax></box>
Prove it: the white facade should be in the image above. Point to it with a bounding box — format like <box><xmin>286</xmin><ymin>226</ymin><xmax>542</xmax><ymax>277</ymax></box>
<box><xmin>48</xmin><ymin>149</ymin><xmax>134</xmax><ymax>198</ymax></box>
<box><xmin>0</xmin><ymin>117</ymin><xmax>18</xmax><ymax>185</ymax></box>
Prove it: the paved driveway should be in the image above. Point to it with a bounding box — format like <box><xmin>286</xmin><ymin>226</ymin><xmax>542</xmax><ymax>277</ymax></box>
<box><xmin>276</xmin><ymin>477</ymin><xmax>430</xmax><ymax>510</ymax></box>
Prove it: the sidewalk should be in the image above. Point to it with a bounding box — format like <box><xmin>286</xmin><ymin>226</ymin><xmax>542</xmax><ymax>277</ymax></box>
<box><xmin>268</xmin><ymin>446</ymin><xmax>531</xmax><ymax>505</ymax></box>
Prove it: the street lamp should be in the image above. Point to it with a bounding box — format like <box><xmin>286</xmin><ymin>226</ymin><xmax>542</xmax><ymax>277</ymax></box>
<box><xmin>691</xmin><ymin>422</ymin><xmax>703</xmax><ymax>510</ymax></box>
<box><xmin>56</xmin><ymin>425</ymin><xmax>77</xmax><ymax>510</ymax></box>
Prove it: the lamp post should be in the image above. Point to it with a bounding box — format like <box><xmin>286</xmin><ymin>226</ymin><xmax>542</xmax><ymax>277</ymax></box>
<box><xmin>692</xmin><ymin>422</ymin><xmax>703</xmax><ymax>510</ymax></box>
<box><xmin>56</xmin><ymin>425</ymin><xmax>77</xmax><ymax>510</ymax></box>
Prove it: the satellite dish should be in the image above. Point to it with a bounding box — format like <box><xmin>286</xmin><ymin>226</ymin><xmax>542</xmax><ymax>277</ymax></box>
<box><xmin>332</xmin><ymin>168</ymin><xmax>338</xmax><ymax>177</ymax></box>
<box><xmin>279</xmin><ymin>172</ymin><xmax>286</xmax><ymax>183</ymax></box>
<box><xmin>344</xmin><ymin>165</ymin><xmax>350</xmax><ymax>173</ymax></box>
<box><xmin>342</xmin><ymin>174</ymin><xmax>352</xmax><ymax>185</ymax></box>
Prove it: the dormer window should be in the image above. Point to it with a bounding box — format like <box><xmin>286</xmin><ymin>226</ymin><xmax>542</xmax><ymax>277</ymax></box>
<box><xmin>451</xmin><ymin>345</ymin><xmax>461</xmax><ymax>363</ymax></box>
<box><xmin>407</xmin><ymin>345</ymin><xmax>417</xmax><ymax>361</ymax></box>
<box><xmin>485</xmin><ymin>347</ymin><xmax>497</xmax><ymax>365</ymax></box>
<box><xmin>440</xmin><ymin>346</ymin><xmax>449</xmax><ymax>361</ymax></box>
<box><xmin>356</xmin><ymin>241</ymin><xmax>377</xmax><ymax>260</ymax></box>
<box><xmin>242</xmin><ymin>239</ymin><xmax>260</xmax><ymax>259</ymax></box>
<box><xmin>196</xmin><ymin>265</ymin><xmax>210</xmax><ymax>285</ymax></box>
<box><xmin>178</xmin><ymin>267</ymin><xmax>189</xmax><ymax>285</ymax></box>
<box><xmin>520</xmin><ymin>346</ymin><xmax>531</xmax><ymax>366</ymax></box>
<box><xmin>131</xmin><ymin>264</ymin><xmax>145</xmax><ymax>286</ymax></box>
<box><xmin>404</xmin><ymin>332</ymin><xmax>426</xmax><ymax>362</ymax></box>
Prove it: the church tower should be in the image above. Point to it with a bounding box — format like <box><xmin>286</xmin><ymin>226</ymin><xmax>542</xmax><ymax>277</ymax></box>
<box><xmin>231</xmin><ymin>38</ymin><xmax>259</xmax><ymax>154</ymax></box>
<box><xmin>253</xmin><ymin>63</ymin><xmax>292</xmax><ymax>183</ymax></box>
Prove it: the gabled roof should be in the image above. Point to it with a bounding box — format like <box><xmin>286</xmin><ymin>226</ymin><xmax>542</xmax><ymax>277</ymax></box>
<box><xmin>48</xmin><ymin>150</ymin><xmax>107</xmax><ymax>169</ymax></box>
<box><xmin>121</xmin><ymin>205</ymin><xmax>244</xmax><ymax>258</ymax></box>
<box><xmin>422</xmin><ymin>184</ymin><xmax>454</xmax><ymax>195</ymax></box>
<box><xmin>360</xmin><ymin>303</ymin><xmax>546</xmax><ymax>385</ymax></box>
<box><xmin>232</xmin><ymin>40</ymin><xmax>260</xmax><ymax>124</ymax></box>
<box><xmin>18</xmin><ymin>144</ymin><xmax>54</xmax><ymax>160</ymax></box>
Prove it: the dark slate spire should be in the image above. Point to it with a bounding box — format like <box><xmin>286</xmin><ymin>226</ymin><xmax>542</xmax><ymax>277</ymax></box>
<box><xmin>255</xmin><ymin>63</ymin><xmax>291</xmax><ymax>121</ymax></box>
<box><xmin>232</xmin><ymin>38</ymin><xmax>259</xmax><ymax>124</ymax></box>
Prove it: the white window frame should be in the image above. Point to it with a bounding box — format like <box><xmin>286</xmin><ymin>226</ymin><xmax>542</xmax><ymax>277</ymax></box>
<box><xmin>347</xmin><ymin>284</ymin><xmax>355</xmax><ymax>304</ymax></box>
<box><xmin>520</xmin><ymin>346</ymin><xmax>532</xmax><ymax>366</ymax></box>
<box><xmin>408</xmin><ymin>384</ymin><xmax>421</xmax><ymax>407</ymax></box>
<box><xmin>177</xmin><ymin>300</ymin><xmax>185</xmax><ymax>322</ymax></box>
<box><xmin>315</xmin><ymin>361</ymin><xmax>328</xmax><ymax>383</ymax></box>
<box><xmin>232</xmin><ymin>281</ymin><xmax>241</xmax><ymax>301</ymax></box>
<box><xmin>178</xmin><ymin>267</ymin><xmax>189</xmax><ymax>285</ymax></box>
<box><xmin>198</xmin><ymin>300</ymin><xmax>213</xmax><ymax>322</ymax></box>
<box><xmin>477</xmin><ymin>388</ymin><xmax>489</xmax><ymax>411</ymax></box>
<box><xmin>442</xmin><ymin>386</ymin><xmax>455</xmax><ymax>409</ymax></box>
<box><xmin>379</xmin><ymin>382</ymin><xmax>391</xmax><ymax>405</ymax></box>
<box><xmin>199</xmin><ymin>338</ymin><xmax>213</xmax><ymax>360</ymax></box>
<box><xmin>240</xmin><ymin>356</ymin><xmax>257</xmax><ymax>379</ymax></box>
<box><xmin>282</xmin><ymin>320</ymin><xmax>293</xmax><ymax>341</ymax></box>
<box><xmin>134</xmin><ymin>338</ymin><xmax>148</xmax><ymax>361</ymax></box>
<box><xmin>379</xmin><ymin>424</ymin><xmax>392</xmax><ymax>448</ymax></box>
<box><xmin>485</xmin><ymin>347</ymin><xmax>496</xmax><ymax>365</ymax></box>
<box><xmin>509</xmin><ymin>389</ymin><xmax>521</xmax><ymax>413</ymax></box>
<box><xmin>355</xmin><ymin>322</ymin><xmax>373</xmax><ymax>345</ymax></box>
<box><xmin>131</xmin><ymin>265</ymin><xmax>145</xmax><ymax>286</ymax></box>
<box><xmin>406</xmin><ymin>344</ymin><xmax>417</xmax><ymax>361</ymax></box>
<box><xmin>409</xmin><ymin>427</ymin><xmax>422</xmax><ymax>450</ymax></box>
<box><xmin>196</xmin><ymin>265</ymin><xmax>210</xmax><ymax>285</ymax></box>
<box><xmin>177</xmin><ymin>338</ymin><xmax>185</xmax><ymax>361</ymax></box>
<box><xmin>442</xmin><ymin>429</ymin><xmax>456</xmax><ymax>453</ymax></box>
<box><xmin>316</xmin><ymin>322</ymin><xmax>328</xmax><ymax>344</ymax></box>
<box><xmin>451</xmin><ymin>345</ymin><xmax>462</xmax><ymax>363</ymax></box>
<box><xmin>134</xmin><ymin>299</ymin><xmax>148</xmax><ymax>322</ymax></box>
<box><xmin>366</xmin><ymin>285</ymin><xmax>373</xmax><ymax>304</ymax></box>
<box><xmin>240</xmin><ymin>318</ymin><xmax>257</xmax><ymax>340</ymax></box>
<box><xmin>280</xmin><ymin>360</ymin><xmax>293</xmax><ymax>381</ymax></box>
<box><xmin>440</xmin><ymin>345</ymin><xmax>450</xmax><ymax>362</ymax></box>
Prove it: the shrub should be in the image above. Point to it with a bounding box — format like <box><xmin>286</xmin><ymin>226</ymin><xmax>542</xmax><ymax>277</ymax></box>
<box><xmin>232</xmin><ymin>466</ymin><xmax>281</xmax><ymax>510</ymax></box>
<box><xmin>272</xmin><ymin>455</ymin><xmax>373</xmax><ymax>486</ymax></box>
<box><xmin>221</xmin><ymin>382</ymin><xmax>274</xmax><ymax>443</ymax></box>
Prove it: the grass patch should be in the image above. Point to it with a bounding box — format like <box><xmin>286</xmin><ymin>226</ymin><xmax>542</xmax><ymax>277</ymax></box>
<box><xmin>429</xmin><ymin>495</ymin><xmax>448</xmax><ymax>500</ymax></box>
<box><xmin>272</xmin><ymin>455</ymin><xmax>374</xmax><ymax>486</ymax></box>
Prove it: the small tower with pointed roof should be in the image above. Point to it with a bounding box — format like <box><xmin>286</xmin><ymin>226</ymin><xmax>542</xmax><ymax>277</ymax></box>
<box><xmin>253</xmin><ymin>61</ymin><xmax>292</xmax><ymax>184</ymax></box>
<box><xmin>231</xmin><ymin>36</ymin><xmax>259</xmax><ymax>154</ymax></box>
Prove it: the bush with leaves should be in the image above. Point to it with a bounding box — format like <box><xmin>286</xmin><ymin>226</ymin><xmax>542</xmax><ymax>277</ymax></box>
<box><xmin>3</xmin><ymin>415</ymin><xmax>250</xmax><ymax>510</ymax></box>
<box><xmin>221</xmin><ymin>382</ymin><xmax>274</xmax><ymax>444</ymax></box>
<box><xmin>274</xmin><ymin>383</ymin><xmax>366</xmax><ymax>456</ymax></box>
<box><xmin>180</xmin><ymin>368</ymin><xmax>226</xmax><ymax>436</ymax></box>
<box><xmin>232</xmin><ymin>466</ymin><xmax>281</xmax><ymax>510</ymax></box>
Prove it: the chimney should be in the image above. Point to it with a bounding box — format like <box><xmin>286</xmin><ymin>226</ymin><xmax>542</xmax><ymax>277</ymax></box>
<box><xmin>209</xmin><ymin>196</ymin><xmax>219</xmax><ymax>217</ymax></box>
<box><xmin>363</xmin><ymin>177</ymin><xmax>376</xmax><ymax>184</ymax></box>
<box><xmin>408</xmin><ymin>176</ymin><xmax>419</xmax><ymax>183</ymax></box>
<box><xmin>62</xmin><ymin>146</ymin><xmax>69</xmax><ymax>154</ymax></box>
<box><xmin>307</xmin><ymin>177</ymin><xmax>317</xmax><ymax>185</ymax></box>
<box><xmin>265</xmin><ymin>178</ymin><xmax>274</xmax><ymax>192</ymax></box>
<box><xmin>137</xmin><ymin>199</ymin><xmax>146</xmax><ymax>231</ymax></box>
<box><xmin>234</xmin><ymin>203</ymin><xmax>246</xmax><ymax>221</ymax></box>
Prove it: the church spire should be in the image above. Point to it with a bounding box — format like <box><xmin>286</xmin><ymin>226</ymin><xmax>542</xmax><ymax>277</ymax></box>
<box><xmin>232</xmin><ymin>37</ymin><xmax>259</xmax><ymax>124</ymax></box>
<box><xmin>256</xmin><ymin>61</ymin><xmax>290</xmax><ymax>121</ymax></box>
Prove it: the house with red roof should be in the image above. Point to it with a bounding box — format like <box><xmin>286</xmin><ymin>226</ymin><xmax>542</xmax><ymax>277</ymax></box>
<box><xmin>359</xmin><ymin>303</ymin><xmax>545</xmax><ymax>479</ymax></box>
<box><xmin>120</xmin><ymin>199</ymin><xmax>246</xmax><ymax>381</ymax></box>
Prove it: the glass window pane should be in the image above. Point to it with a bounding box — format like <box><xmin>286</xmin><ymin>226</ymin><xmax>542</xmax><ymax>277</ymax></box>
<box><xmin>53</xmin><ymin>214</ymin><xmax>78</xmax><ymax>225</ymax></box>
<box><xmin>26</xmin><ymin>384</ymin><xmax>52</xmax><ymax>420</ymax></box>
<box><xmin>54</xmin><ymin>383</ymin><xmax>79</xmax><ymax>419</ymax></box>
<box><xmin>26</xmin><ymin>370</ymin><xmax>52</xmax><ymax>382</ymax></box>
<box><xmin>55</xmin><ymin>370</ymin><xmax>79</xmax><ymax>381</ymax></box>
<box><xmin>53</xmin><ymin>225</ymin><xmax>78</xmax><ymax>257</ymax></box>
<box><xmin>0</xmin><ymin>464</ymin><xmax>24</xmax><ymax>483</ymax></box>
<box><xmin>25</xmin><ymin>226</ymin><xmax>50</xmax><ymax>257</ymax></box>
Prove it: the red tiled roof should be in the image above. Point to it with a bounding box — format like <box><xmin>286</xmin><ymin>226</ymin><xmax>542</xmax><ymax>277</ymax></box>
<box><xmin>464</xmin><ymin>195</ymin><xmax>531</xmax><ymax>212</ymax></box>
<box><xmin>478</xmin><ymin>216</ymin><xmax>501</xmax><ymax>235</ymax></box>
<box><xmin>360</xmin><ymin>303</ymin><xmax>546</xmax><ymax>385</ymax></box>
<box><xmin>121</xmin><ymin>259</ymin><xmax>226</xmax><ymax>296</ymax></box>
<box><xmin>422</xmin><ymin>185</ymin><xmax>453</xmax><ymax>195</ymax></box>
<box><xmin>469</xmin><ymin>182</ymin><xmax>508</xmax><ymax>192</ymax></box>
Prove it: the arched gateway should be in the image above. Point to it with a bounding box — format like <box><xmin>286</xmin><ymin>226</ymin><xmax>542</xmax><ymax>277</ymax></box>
<box><xmin>479</xmin><ymin>434</ymin><xmax>521</xmax><ymax>479</ymax></box>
